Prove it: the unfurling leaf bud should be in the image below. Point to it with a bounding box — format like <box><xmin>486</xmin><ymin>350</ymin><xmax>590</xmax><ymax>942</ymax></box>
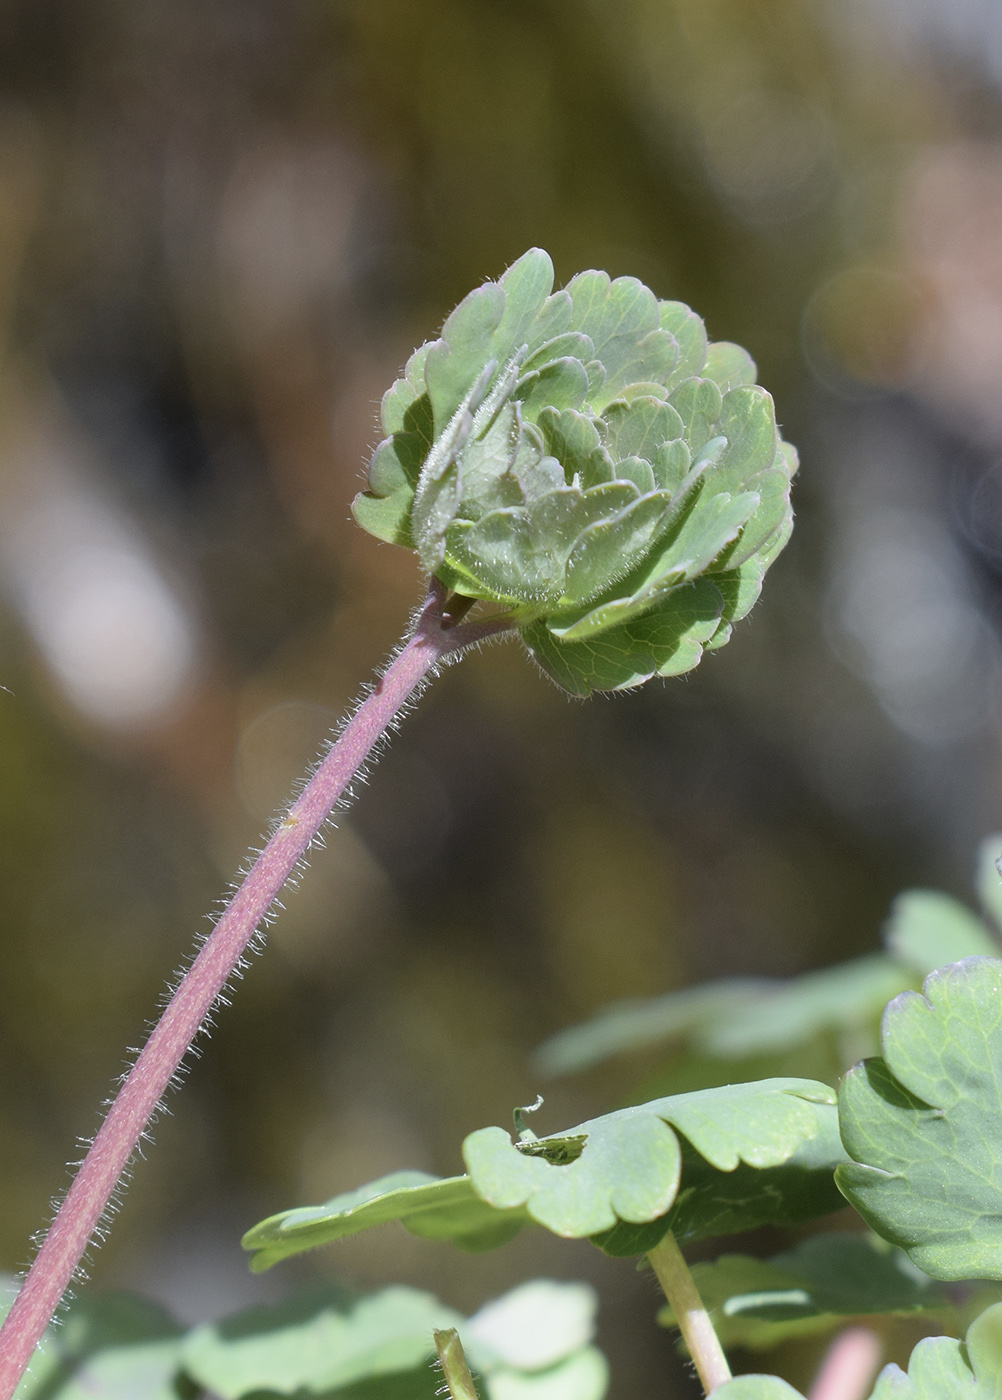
<box><xmin>354</xmin><ymin>249</ymin><xmax>798</xmax><ymax>695</ymax></box>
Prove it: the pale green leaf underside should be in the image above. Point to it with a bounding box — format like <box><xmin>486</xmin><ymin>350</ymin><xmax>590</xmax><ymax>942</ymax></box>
<box><xmin>352</xmin><ymin>248</ymin><xmax>797</xmax><ymax>693</ymax></box>
<box><xmin>837</xmin><ymin>957</ymin><xmax>1002</xmax><ymax>1281</ymax></box>
<box><xmin>243</xmin><ymin>1170</ymin><xmax>526</xmax><ymax>1272</ymax></box>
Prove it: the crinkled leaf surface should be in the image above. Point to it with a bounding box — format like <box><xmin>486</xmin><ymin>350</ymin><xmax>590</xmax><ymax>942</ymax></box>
<box><xmin>353</xmin><ymin>249</ymin><xmax>797</xmax><ymax>693</ymax></box>
<box><xmin>868</xmin><ymin>1299</ymin><xmax>1002</xmax><ymax>1398</ymax></box>
<box><xmin>659</xmin><ymin>1234</ymin><xmax>948</xmax><ymax>1351</ymax></box>
<box><xmin>464</xmin><ymin>1079</ymin><xmax>843</xmax><ymax>1249</ymax></box>
<box><xmin>519</xmin><ymin>578</ymin><xmax>727</xmax><ymax>696</ymax></box>
<box><xmin>838</xmin><ymin>957</ymin><xmax>1002</xmax><ymax>1280</ymax></box>
<box><xmin>243</xmin><ymin>1170</ymin><xmax>526</xmax><ymax>1272</ymax></box>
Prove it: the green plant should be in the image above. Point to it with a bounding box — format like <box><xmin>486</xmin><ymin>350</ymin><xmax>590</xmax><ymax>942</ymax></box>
<box><xmin>0</xmin><ymin>1273</ymin><xmax>608</xmax><ymax>1399</ymax></box>
<box><xmin>233</xmin><ymin>858</ymin><xmax>1002</xmax><ymax>1400</ymax></box>
<box><xmin>11</xmin><ymin>247</ymin><xmax>1000</xmax><ymax>1400</ymax></box>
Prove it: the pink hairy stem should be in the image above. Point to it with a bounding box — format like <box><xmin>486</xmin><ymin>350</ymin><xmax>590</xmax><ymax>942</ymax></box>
<box><xmin>0</xmin><ymin>580</ymin><xmax>513</xmax><ymax>1398</ymax></box>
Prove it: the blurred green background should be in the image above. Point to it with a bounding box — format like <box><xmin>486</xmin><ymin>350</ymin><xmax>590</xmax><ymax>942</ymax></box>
<box><xmin>2</xmin><ymin>0</ymin><xmax>1002</xmax><ymax>1394</ymax></box>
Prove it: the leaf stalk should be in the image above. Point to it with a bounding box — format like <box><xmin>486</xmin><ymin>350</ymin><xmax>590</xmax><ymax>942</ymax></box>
<box><xmin>0</xmin><ymin>581</ymin><xmax>513</xmax><ymax>1400</ymax></box>
<box><xmin>648</xmin><ymin>1231</ymin><xmax>732</xmax><ymax>1396</ymax></box>
<box><xmin>434</xmin><ymin>1327</ymin><xmax>482</xmax><ymax>1400</ymax></box>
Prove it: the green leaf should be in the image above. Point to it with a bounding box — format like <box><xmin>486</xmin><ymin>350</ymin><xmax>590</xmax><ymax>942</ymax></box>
<box><xmin>656</xmin><ymin>1113</ymin><xmax>848</xmax><ymax>1250</ymax></box>
<box><xmin>698</xmin><ymin>956</ymin><xmax>912</xmax><ymax>1058</ymax></box>
<box><xmin>868</xmin><ymin>1299</ymin><xmax>1002</xmax><ymax>1398</ymax></box>
<box><xmin>977</xmin><ymin>834</ymin><xmax>1002</xmax><ymax>932</ymax></box>
<box><xmin>514</xmin><ymin>359</ymin><xmax>590</xmax><ymax>418</ymax></box>
<box><xmin>180</xmin><ymin>1286</ymin><xmax>464</xmax><ymax>1399</ymax></box>
<box><xmin>703</xmin><ymin>341</ymin><xmax>758</xmax><ymax>392</ymax></box>
<box><xmin>548</xmin><ymin>489</ymin><xmax>760</xmax><ymax>641</ymax></box>
<box><xmin>604</xmin><ymin>397</ymin><xmax>685</xmax><ymax>463</ymax></box>
<box><xmin>352</xmin><ymin>251</ymin><xmax>797</xmax><ymax>692</ymax></box>
<box><xmin>37</xmin><ymin>1294</ymin><xmax>184</xmax><ymax>1400</ymax></box>
<box><xmin>351</xmin><ymin>486</ymin><xmax>414</xmax><ymax>548</ymax></box>
<box><xmin>483</xmin><ymin>1348</ymin><xmax>608</xmax><ymax>1400</ymax></box>
<box><xmin>466</xmin><ymin>1282</ymin><xmax>608</xmax><ymax>1400</ymax></box>
<box><xmin>533</xmin><ymin>979</ymin><xmax>770</xmax><ymax>1076</ymax></box>
<box><xmin>243</xmin><ymin>1170</ymin><xmax>527</xmax><ymax>1272</ymax></box>
<box><xmin>537</xmin><ymin>956</ymin><xmax>907</xmax><ymax>1077</ymax></box>
<box><xmin>838</xmin><ymin>957</ymin><xmax>1002</xmax><ymax>1280</ymax></box>
<box><xmin>884</xmin><ymin>891</ymin><xmax>999</xmax><ymax>978</ymax></box>
<box><xmin>713</xmin><ymin>1379</ymin><xmax>805</xmax><ymax>1399</ymax></box>
<box><xmin>463</xmin><ymin>1079</ymin><xmax>842</xmax><ymax>1246</ymax></box>
<box><xmin>659</xmin><ymin>1234</ymin><xmax>948</xmax><ymax>1351</ymax></box>
<box><xmin>669</xmin><ymin>377</ymin><xmax>723</xmax><ymax>454</ymax></box>
<box><xmin>446</xmin><ymin>480</ymin><xmax>660</xmax><ymax>607</ymax></box>
<box><xmin>659</xmin><ymin>302</ymin><xmax>708</xmax><ymax>386</ymax></box>
<box><xmin>520</xmin><ymin>579</ymin><xmax>724</xmax><ymax>695</ymax></box>
<box><xmin>466</xmin><ymin>1282</ymin><xmax>596</xmax><ymax>1372</ymax></box>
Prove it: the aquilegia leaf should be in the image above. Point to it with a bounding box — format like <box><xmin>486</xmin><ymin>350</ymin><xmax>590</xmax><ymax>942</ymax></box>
<box><xmin>243</xmin><ymin>1081</ymin><xmax>845</xmax><ymax>1271</ymax></box>
<box><xmin>838</xmin><ymin>956</ymin><xmax>1002</xmax><ymax>1281</ymax></box>
<box><xmin>464</xmin><ymin>1078</ymin><xmax>844</xmax><ymax>1254</ymax></box>
<box><xmin>354</xmin><ymin>249</ymin><xmax>798</xmax><ymax>694</ymax></box>
<box><xmin>868</xmin><ymin>1300</ymin><xmax>1002</xmax><ymax>1399</ymax></box>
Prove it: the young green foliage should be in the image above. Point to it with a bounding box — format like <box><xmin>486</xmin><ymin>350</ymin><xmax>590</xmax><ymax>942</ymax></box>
<box><xmin>1</xmin><ymin>1278</ymin><xmax>606</xmax><ymax>1400</ymax></box>
<box><xmin>242</xmin><ymin>1170</ymin><xmax>527</xmax><ymax>1272</ymax></box>
<box><xmin>838</xmin><ymin>956</ymin><xmax>1002</xmax><ymax>1282</ymax></box>
<box><xmin>0</xmin><ymin>1288</ymin><xmax>185</xmax><ymax>1400</ymax></box>
<box><xmin>243</xmin><ymin>1079</ymin><xmax>846</xmax><ymax>1271</ymax></box>
<box><xmin>534</xmin><ymin>848</ymin><xmax>1002</xmax><ymax>1080</ymax></box>
<box><xmin>354</xmin><ymin>249</ymin><xmax>798</xmax><ymax>694</ymax></box>
<box><xmin>658</xmin><ymin>1234</ymin><xmax>949</xmax><ymax>1351</ymax></box>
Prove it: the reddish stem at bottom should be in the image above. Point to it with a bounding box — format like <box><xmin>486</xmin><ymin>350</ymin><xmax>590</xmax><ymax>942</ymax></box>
<box><xmin>0</xmin><ymin>582</ymin><xmax>510</xmax><ymax>1398</ymax></box>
